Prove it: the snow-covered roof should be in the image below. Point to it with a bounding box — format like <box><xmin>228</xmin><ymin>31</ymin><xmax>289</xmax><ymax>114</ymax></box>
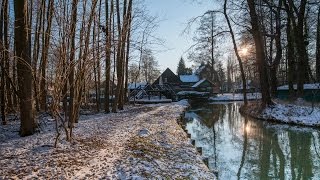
<box><xmin>192</xmin><ymin>79</ymin><xmax>207</xmax><ymax>88</ymax></box>
<box><xmin>277</xmin><ymin>83</ymin><xmax>320</xmax><ymax>90</ymax></box>
<box><xmin>128</xmin><ymin>82</ymin><xmax>147</xmax><ymax>90</ymax></box>
<box><xmin>179</xmin><ymin>75</ymin><xmax>199</xmax><ymax>83</ymax></box>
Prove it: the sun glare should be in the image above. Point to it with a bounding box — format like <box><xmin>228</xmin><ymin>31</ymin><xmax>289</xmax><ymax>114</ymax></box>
<box><xmin>241</xmin><ymin>47</ymin><xmax>248</xmax><ymax>56</ymax></box>
<box><xmin>245</xmin><ymin>125</ymin><xmax>251</xmax><ymax>133</ymax></box>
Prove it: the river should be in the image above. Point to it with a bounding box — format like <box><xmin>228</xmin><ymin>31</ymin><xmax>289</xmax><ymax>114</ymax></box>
<box><xmin>184</xmin><ymin>101</ymin><xmax>320</xmax><ymax>179</ymax></box>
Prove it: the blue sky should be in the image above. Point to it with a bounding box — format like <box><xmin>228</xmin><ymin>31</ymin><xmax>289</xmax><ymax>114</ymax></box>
<box><xmin>144</xmin><ymin>0</ymin><xmax>217</xmax><ymax>73</ymax></box>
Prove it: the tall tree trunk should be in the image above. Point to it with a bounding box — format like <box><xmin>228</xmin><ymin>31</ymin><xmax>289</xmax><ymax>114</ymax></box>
<box><xmin>124</xmin><ymin>2</ymin><xmax>132</xmax><ymax>104</ymax></box>
<box><xmin>96</xmin><ymin>0</ymin><xmax>102</xmax><ymax>112</ymax></box>
<box><xmin>93</xmin><ymin>14</ymin><xmax>99</xmax><ymax>112</ymax></box>
<box><xmin>32</xmin><ymin>0</ymin><xmax>45</xmax><ymax>112</ymax></box>
<box><xmin>112</xmin><ymin>0</ymin><xmax>123</xmax><ymax>113</ymax></box>
<box><xmin>118</xmin><ymin>0</ymin><xmax>129</xmax><ymax>110</ymax></box>
<box><xmin>223</xmin><ymin>0</ymin><xmax>247</xmax><ymax>104</ymax></box>
<box><xmin>105</xmin><ymin>0</ymin><xmax>113</xmax><ymax>113</ymax></box>
<box><xmin>39</xmin><ymin>0</ymin><xmax>54</xmax><ymax>111</ymax></box>
<box><xmin>3</xmin><ymin>0</ymin><xmax>12</xmax><ymax>112</ymax></box>
<box><xmin>317</xmin><ymin>6</ymin><xmax>320</xmax><ymax>82</ymax></box>
<box><xmin>288</xmin><ymin>0</ymin><xmax>307</xmax><ymax>97</ymax></box>
<box><xmin>68</xmin><ymin>0</ymin><xmax>79</xmax><ymax>132</ymax></box>
<box><xmin>0</xmin><ymin>0</ymin><xmax>6</xmax><ymax>125</ymax></box>
<box><xmin>247</xmin><ymin>0</ymin><xmax>272</xmax><ymax>106</ymax></box>
<box><xmin>14</xmin><ymin>0</ymin><xmax>35</xmax><ymax>136</ymax></box>
<box><xmin>284</xmin><ymin>1</ymin><xmax>295</xmax><ymax>98</ymax></box>
<box><xmin>269</xmin><ymin>0</ymin><xmax>283</xmax><ymax>98</ymax></box>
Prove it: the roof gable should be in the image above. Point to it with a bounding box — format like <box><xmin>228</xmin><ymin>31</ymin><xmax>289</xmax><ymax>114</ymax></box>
<box><xmin>153</xmin><ymin>68</ymin><xmax>181</xmax><ymax>85</ymax></box>
<box><xmin>192</xmin><ymin>79</ymin><xmax>214</xmax><ymax>88</ymax></box>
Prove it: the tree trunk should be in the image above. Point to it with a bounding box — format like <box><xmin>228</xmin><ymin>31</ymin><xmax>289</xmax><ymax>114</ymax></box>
<box><xmin>112</xmin><ymin>0</ymin><xmax>123</xmax><ymax>113</ymax></box>
<box><xmin>96</xmin><ymin>0</ymin><xmax>102</xmax><ymax>112</ymax></box>
<box><xmin>247</xmin><ymin>0</ymin><xmax>272</xmax><ymax>106</ymax></box>
<box><xmin>93</xmin><ymin>14</ymin><xmax>99</xmax><ymax>112</ymax></box>
<box><xmin>224</xmin><ymin>0</ymin><xmax>247</xmax><ymax>104</ymax></box>
<box><xmin>3</xmin><ymin>0</ymin><xmax>12</xmax><ymax>112</ymax></box>
<box><xmin>269</xmin><ymin>0</ymin><xmax>283</xmax><ymax>98</ymax></box>
<box><xmin>68</xmin><ymin>0</ymin><xmax>79</xmax><ymax>130</ymax></box>
<box><xmin>39</xmin><ymin>0</ymin><xmax>54</xmax><ymax>111</ymax></box>
<box><xmin>124</xmin><ymin>3</ymin><xmax>132</xmax><ymax>104</ymax></box>
<box><xmin>316</xmin><ymin>6</ymin><xmax>320</xmax><ymax>82</ymax></box>
<box><xmin>0</xmin><ymin>0</ymin><xmax>6</xmax><ymax>125</ymax></box>
<box><xmin>32</xmin><ymin>0</ymin><xmax>45</xmax><ymax>112</ymax></box>
<box><xmin>14</xmin><ymin>0</ymin><xmax>35</xmax><ymax>136</ymax></box>
<box><xmin>288</xmin><ymin>0</ymin><xmax>307</xmax><ymax>97</ymax></box>
<box><xmin>105</xmin><ymin>0</ymin><xmax>113</xmax><ymax>113</ymax></box>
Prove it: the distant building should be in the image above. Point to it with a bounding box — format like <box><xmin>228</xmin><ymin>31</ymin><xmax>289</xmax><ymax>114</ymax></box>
<box><xmin>192</xmin><ymin>79</ymin><xmax>219</xmax><ymax>93</ymax></box>
<box><xmin>179</xmin><ymin>74</ymin><xmax>200</xmax><ymax>87</ymax></box>
<box><xmin>153</xmin><ymin>68</ymin><xmax>218</xmax><ymax>93</ymax></box>
<box><xmin>153</xmin><ymin>68</ymin><xmax>182</xmax><ymax>90</ymax></box>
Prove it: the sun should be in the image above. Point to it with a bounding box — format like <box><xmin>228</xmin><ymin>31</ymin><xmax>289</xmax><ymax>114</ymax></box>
<box><xmin>241</xmin><ymin>47</ymin><xmax>248</xmax><ymax>56</ymax></box>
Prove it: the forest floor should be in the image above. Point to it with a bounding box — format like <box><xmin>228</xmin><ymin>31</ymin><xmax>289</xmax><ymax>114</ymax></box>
<box><xmin>0</xmin><ymin>100</ymin><xmax>215</xmax><ymax>179</ymax></box>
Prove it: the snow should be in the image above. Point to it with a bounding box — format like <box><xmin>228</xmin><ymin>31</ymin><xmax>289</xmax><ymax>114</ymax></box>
<box><xmin>261</xmin><ymin>103</ymin><xmax>320</xmax><ymax>126</ymax></box>
<box><xmin>0</xmin><ymin>101</ymin><xmax>215</xmax><ymax>179</ymax></box>
<box><xmin>209</xmin><ymin>93</ymin><xmax>261</xmax><ymax>101</ymax></box>
<box><xmin>179</xmin><ymin>75</ymin><xmax>200</xmax><ymax>83</ymax></box>
<box><xmin>277</xmin><ymin>83</ymin><xmax>320</xmax><ymax>90</ymax></box>
<box><xmin>130</xmin><ymin>95</ymin><xmax>172</xmax><ymax>103</ymax></box>
<box><xmin>192</xmin><ymin>79</ymin><xmax>207</xmax><ymax>88</ymax></box>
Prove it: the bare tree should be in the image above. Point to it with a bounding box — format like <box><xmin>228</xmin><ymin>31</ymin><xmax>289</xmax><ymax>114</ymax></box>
<box><xmin>223</xmin><ymin>0</ymin><xmax>248</xmax><ymax>104</ymax></box>
<box><xmin>14</xmin><ymin>0</ymin><xmax>35</xmax><ymax>136</ymax></box>
<box><xmin>247</xmin><ymin>0</ymin><xmax>272</xmax><ymax>106</ymax></box>
<box><xmin>39</xmin><ymin>0</ymin><xmax>54</xmax><ymax>111</ymax></box>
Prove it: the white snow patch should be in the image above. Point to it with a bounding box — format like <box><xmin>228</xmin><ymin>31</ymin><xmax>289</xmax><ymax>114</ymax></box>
<box><xmin>209</xmin><ymin>93</ymin><xmax>261</xmax><ymax>101</ymax></box>
<box><xmin>261</xmin><ymin>103</ymin><xmax>320</xmax><ymax>126</ymax></box>
<box><xmin>180</xmin><ymin>75</ymin><xmax>200</xmax><ymax>83</ymax></box>
<box><xmin>277</xmin><ymin>83</ymin><xmax>320</xmax><ymax>90</ymax></box>
<box><xmin>192</xmin><ymin>79</ymin><xmax>207</xmax><ymax>88</ymax></box>
<box><xmin>177</xmin><ymin>91</ymin><xmax>210</xmax><ymax>96</ymax></box>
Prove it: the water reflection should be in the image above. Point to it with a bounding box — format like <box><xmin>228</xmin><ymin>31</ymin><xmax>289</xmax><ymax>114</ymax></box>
<box><xmin>185</xmin><ymin>101</ymin><xmax>320</xmax><ymax>179</ymax></box>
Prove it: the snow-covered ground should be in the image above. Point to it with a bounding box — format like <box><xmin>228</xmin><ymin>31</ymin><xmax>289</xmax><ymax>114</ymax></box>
<box><xmin>261</xmin><ymin>103</ymin><xmax>320</xmax><ymax>126</ymax></box>
<box><xmin>209</xmin><ymin>93</ymin><xmax>261</xmax><ymax>101</ymax></box>
<box><xmin>0</xmin><ymin>101</ymin><xmax>215</xmax><ymax>179</ymax></box>
<box><xmin>130</xmin><ymin>96</ymin><xmax>172</xmax><ymax>104</ymax></box>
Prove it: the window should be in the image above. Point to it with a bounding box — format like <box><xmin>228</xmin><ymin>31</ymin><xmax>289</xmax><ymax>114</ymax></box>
<box><xmin>164</xmin><ymin>78</ymin><xmax>167</xmax><ymax>83</ymax></box>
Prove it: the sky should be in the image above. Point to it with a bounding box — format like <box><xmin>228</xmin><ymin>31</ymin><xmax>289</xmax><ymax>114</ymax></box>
<box><xmin>144</xmin><ymin>0</ymin><xmax>217</xmax><ymax>73</ymax></box>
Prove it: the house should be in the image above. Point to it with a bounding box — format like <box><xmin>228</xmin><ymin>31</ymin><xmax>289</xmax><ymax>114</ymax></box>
<box><xmin>179</xmin><ymin>74</ymin><xmax>200</xmax><ymax>88</ymax></box>
<box><xmin>192</xmin><ymin>79</ymin><xmax>219</xmax><ymax>94</ymax></box>
<box><xmin>153</xmin><ymin>68</ymin><xmax>182</xmax><ymax>90</ymax></box>
<box><xmin>277</xmin><ymin>83</ymin><xmax>320</xmax><ymax>102</ymax></box>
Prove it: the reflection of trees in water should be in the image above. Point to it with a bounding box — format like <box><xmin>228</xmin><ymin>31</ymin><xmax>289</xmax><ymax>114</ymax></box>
<box><xmin>237</xmin><ymin>116</ymin><xmax>248</xmax><ymax>180</ymax></box>
<box><xmin>289</xmin><ymin>131</ymin><xmax>313</xmax><ymax>179</ymax></box>
<box><xmin>187</xmin><ymin>102</ymin><xmax>318</xmax><ymax>179</ymax></box>
<box><xmin>259</xmin><ymin>129</ymin><xmax>285</xmax><ymax>180</ymax></box>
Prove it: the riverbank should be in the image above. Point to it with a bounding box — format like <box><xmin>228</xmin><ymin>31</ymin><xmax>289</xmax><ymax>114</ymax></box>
<box><xmin>240</xmin><ymin>101</ymin><xmax>320</xmax><ymax>127</ymax></box>
<box><xmin>0</xmin><ymin>101</ymin><xmax>215</xmax><ymax>179</ymax></box>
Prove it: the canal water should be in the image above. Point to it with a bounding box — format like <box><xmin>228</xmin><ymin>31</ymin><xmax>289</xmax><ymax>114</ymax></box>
<box><xmin>185</xmin><ymin>101</ymin><xmax>320</xmax><ymax>180</ymax></box>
